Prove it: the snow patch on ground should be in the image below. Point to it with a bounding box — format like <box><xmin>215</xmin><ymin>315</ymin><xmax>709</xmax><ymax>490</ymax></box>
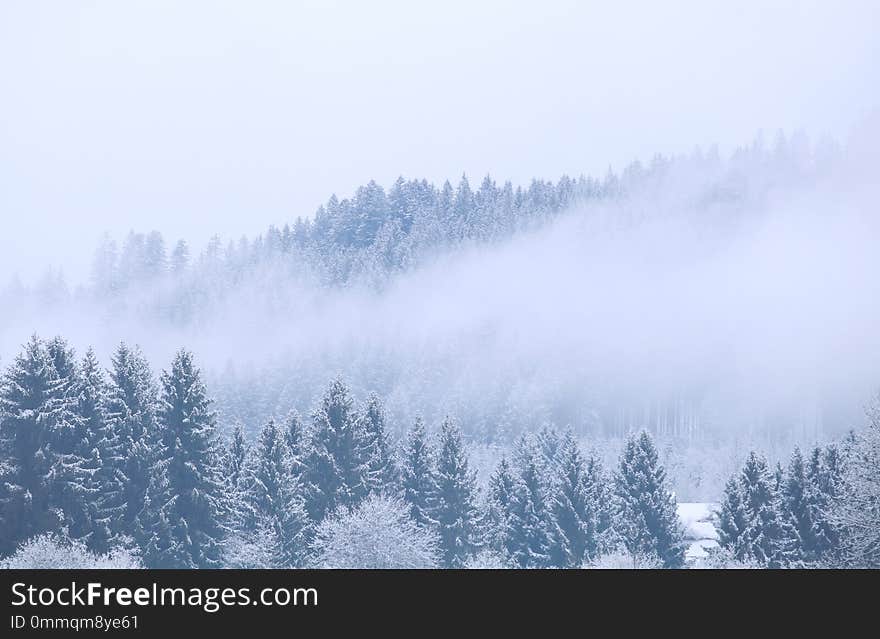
<box><xmin>677</xmin><ymin>502</ymin><xmax>719</xmax><ymax>561</ymax></box>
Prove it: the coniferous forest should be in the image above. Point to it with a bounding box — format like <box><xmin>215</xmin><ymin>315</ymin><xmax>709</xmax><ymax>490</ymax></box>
<box><xmin>1</xmin><ymin>328</ymin><xmax>878</xmax><ymax>568</ymax></box>
<box><xmin>2</xmin><ymin>3</ymin><xmax>879</xmax><ymax>571</ymax></box>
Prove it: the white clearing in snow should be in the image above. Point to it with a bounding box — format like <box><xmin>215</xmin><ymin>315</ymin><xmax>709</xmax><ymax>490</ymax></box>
<box><xmin>677</xmin><ymin>502</ymin><xmax>719</xmax><ymax>561</ymax></box>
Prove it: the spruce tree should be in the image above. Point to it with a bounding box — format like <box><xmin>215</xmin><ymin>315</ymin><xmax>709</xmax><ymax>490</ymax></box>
<box><xmin>301</xmin><ymin>378</ymin><xmax>368</xmax><ymax>523</ymax></box>
<box><xmin>782</xmin><ymin>447</ymin><xmax>814</xmax><ymax>561</ymax></box>
<box><xmin>506</xmin><ymin>439</ymin><xmax>553</xmax><ymax>568</ymax></box>
<box><xmin>583</xmin><ymin>452</ymin><xmax>615</xmax><ymax>556</ymax></box>
<box><xmin>400</xmin><ymin>417</ymin><xmax>437</xmax><ymax>529</ymax></box>
<box><xmin>282</xmin><ymin>410</ymin><xmax>308</xmax><ymax>487</ymax></box>
<box><xmin>613</xmin><ymin>430</ymin><xmax>685</xmax><ymax>568</ymax></box>
<box><xmin>535</xmin><ymin>424</ymin><xmax>562</xmax><ymax>477</ymax></box>
<box><xmin>716</xmin><ymin>475</ymin><xmax>749</xmax><ymax>561</ymax></box>
<box><xmin>359</xmin><ymin>393</ymin><xmax>397</xmax><ymax>493</ymax></box>
<box><xmin>807</xmin><ymin>444</ymin><xmax>842</xmax><ymax>561</ymax></box>
<box><xmin>244</xmin><ymin>419</ymin><xmax>310</xmax><ymax>567</ymax></box>
<box><xmin>738</xmin><ymin>451</ymin><xmax>796</xmax><ymax>568</ymax></box>
<box><xmin>0</xmin><ymin>336</ymin><xmax>62</xmax><ymax>554</ymax></box>
<box><xmin>100</xmin><ymin>343</ymin><xmax>160</xmax><ymax>547</ymax></box>
<box><xmin>142</xmin><ymin>349</ymin><xmax>226</xmax><ymax>568</ymax></box>
<box><xmin>225</xmin><ymin>422</ymin><xmax>248</xmax><ymax>492</ymax></box>
<box><xmin>66</xmin><ymin>348</ymin><xmax>111</xmax><ymax>550</ymax></box>
<box><xmin>42</xmin><ymin>337</ymin><xmax>96</xmax><ymax>546</ymax></box>
<box><xmin>432</xmin><ymin>417</ymin><xmax>480</xmax><ymax>567</ymax></box>
<box><xmin>549</xmin><ymin>431</ymin><xmax>597</xmax><ymax>567</ymax></box>
<box><xmin>485</xmin><ymin>456</ymin><xmax>515</xmax><ymax>556</ymax></box>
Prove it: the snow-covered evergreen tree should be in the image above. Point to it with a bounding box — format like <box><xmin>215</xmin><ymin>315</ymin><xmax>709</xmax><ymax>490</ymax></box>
<box><xmin>0</xmin><ymin>336</ymin><xmax>62</xmax><ymax>554</ymax></box>
<box><xmin>716</xmin><ymin>475</ymin><xmax>749</xmax><ymax>561</ymax></box>
<box><xmin>142</xmin><ymin>349</ymin><xmax>226</xmax><ymax>568</ymax></box>
<box><xmin>400</xmin><ymin>417</ymin><xmax>437</xmax><ymax>529</ymax></box>
<box><xmin>431</xmin><ymin>417</ymin><xmax>480</xmax><ymax>567</ymax></box>
<box><xmin>282</xmin><ymin>410</ymin><xmax>306</xmax><ymax>481</ymax></box>
<box><xmin>66</xmin><ymin>348</ymin><xmax>111</xmax><ymax>551</ymax></box>
<box><xmin>738</xmin><ymin>451</ymin><xmax>796</xmax><ymax>568</ymax></box>
<box><xmin>807</xmin><ymin>444</ymin><xmax>842</xmax><ymax>561</ymax></box>
<box><xmin>225</xmin><ymin>422</ymin><xmax>248</xmax><ymax>492</ymax></box>
<box><xmin>613</xmin><ymin>430</ymin><xmax>685</xmax><ymax>568</ymax></box>
<box><xmin>485</xmin><ymin>456</ymin><xmax>515</xmax><ymax>557</ymax></box>
<box><xmin>42</xmin><ymin>337</ymin><xmax>97</xmax><ymax>547</ymax></box>
<box><xmin>548</xmin><ymin>431</ymin><xmax>598</xmax><ymax>567</ymax></box>
<box><xmin>301</xmin><ymin>378</ymin><xmax>368</xmax><ymax>523</ymax></box>
<box><xmin>506</xmin><ymin>438</ymin><xmax>553</xmax><ymax>568</ymax></box>
<box><xmin>99</xmin><ymin>343</ymin><xmax>160</xmax><ymax>548</ymax></box>
<box><xmin>359</xmin><ymin>393</ymin><xmax>397</xmax><ymax>494</ymax></box>
<box><xmin>242</xmin><ymin>419</ymin><xmax>309</xmax><ymax>567</ymax></box>
<box><xmin>583</xmin><ymin>452</ymin><xmax>615</xmax><ymax>557</ymax></box>
<box><xmin>535</xmin><ymin>424</ymin><xmax>562</xmax><ymax>478</ymax></box>
<box><xmin>782</xmin><ymin>446</ymin><xmax>814</xmax><ymax>562</ymax></box>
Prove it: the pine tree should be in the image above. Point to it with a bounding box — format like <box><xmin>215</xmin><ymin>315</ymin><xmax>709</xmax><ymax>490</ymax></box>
<box><xmin>400</xmin><ymin>417</ymin><xmax>437</xmax><ymax>529</ymax></box>
<box><xmin>613</xmin><ymin>430</ymin><xmax>685</xmax><ymax>568</ymax></box>
<box><xmin>301</xmin><ymin>378</ymin><xmax>368</xmax><ymax>523</ymax></box>
<box><xmin>506</xmin><ymin>439</ymin><xmax>553</xmax><ymax>568</ymax></box>
<box><xmin>359</xmin><ymin>393</ymin><xmax>397</xmax><ymax>493</ymax></box>
<box><xmin>99</xmin><ymin>343</ymin><xmax>160</xmax><ymax>547</ymax></box>
<box><xmin>142</xmin><ymin>349</ymin><xmax>226</xmax><ymax>568</ymax></box>
<box><xmin>782</xmin><ymin>447</ymin><xmax>814</xmax><ymax>561</ymax></box>
<box><xmin>548</xmin><ymin>431</ymin><xmax>597</xmax><ymax>567</ymax></box>
<box><xmin>243</xmin><ymin>419</ymin><xmax>310</xmax><ymax>567</ymax></box>
<box><xmin>716</xmin><ymin>475</ymin><xmax>749</xmax><ymax>561</ymax></box>
<box><xmin>0</xmin><ymin>336</ymin><xmax>62</xmax><ymax>554</ymax></box>
<box><xmin>738</xmin><ymin>451</ymin><xmax>796</xmax><ymax>568</ymax></box>
<box><xmin>432</xmin><ymin>417</ymin><xmax>480</xmax><ymax>567</ymax></box>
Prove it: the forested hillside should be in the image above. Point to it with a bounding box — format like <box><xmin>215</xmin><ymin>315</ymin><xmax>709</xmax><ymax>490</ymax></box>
<box><xmin>3</xmin><ymin>133</ymin><xmax>859</xmax><ymax>454</ymax></box>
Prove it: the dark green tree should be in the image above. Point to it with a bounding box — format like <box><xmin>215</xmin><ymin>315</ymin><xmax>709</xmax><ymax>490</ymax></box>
<box><xmin>400</xmin><ymin>417</ymin><xmax>437</xmax><ymax>529</ymax></box>
<box><xmin>0</xmin><ymin>336</ymin><xmax>62</xmax><ymax>554</ymax></box>
<box><xmin>613</xmin><ymin>430</ymin><xmax>685</xmax><ymax>568</ymax></box>
<box><xmin>142</xmin><ymin>349</ymin><xmax>226</xmax><ymax>568</ymax></box>
<box><xmin>243</xmin><ymin>419</ymin><xmax>310</xmax><ymax>567</ymax></box>
<box><xmin>301</xmin><ymin>378</ymin><xmax>368</xmax><ymax>523</ymax></box>
<box><xmin>506</xmin><ymin>438</ymin><xmax>553</xmax><ymax>568</ymax></box>
<box><xmin>359</xmin><ymin>393</ymin><xmax>397</xmax><ymax>493</ymax></box>
<box><xmin>549</xmin><ymin>431</ymin><xmax>597</xmax><ymax>567</ymax></box>
<box><xmin>432</xmin><ymin>418</ymin><xmax>479</xmax><ymax>567</ymax></box>
<box><xmin>738</xmin><ymin>451</ymin><xmax>796</xmax><ymax>568</ymax></box>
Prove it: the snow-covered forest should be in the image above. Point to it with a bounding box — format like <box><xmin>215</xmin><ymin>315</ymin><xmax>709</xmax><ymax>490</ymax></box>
<box><xmin>1</xmin><ymin>334</ymin><xmax>878</xmax><ymax>568</ymax></box>
<box><xmin>1</xmin><ymin>128</ymin><xmax>880</xmax><ymax>568</ymax></box>
<box><xmin>1</xmin><ymin>2</ymin><xmax>878</xmax><ymax>569</ymax></box>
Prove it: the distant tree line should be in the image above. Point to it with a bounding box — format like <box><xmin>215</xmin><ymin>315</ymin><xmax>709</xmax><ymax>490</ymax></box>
<box><xmin>3</xmin><ymin>131</ymin><xmax>828</xmax><ymax>322</ymax></box>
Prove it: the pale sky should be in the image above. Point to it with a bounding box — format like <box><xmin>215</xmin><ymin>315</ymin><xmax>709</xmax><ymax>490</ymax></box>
<box><xmin>1</xmin><ymin>0</ymin><xmax>878</xmax><ymax>284</ymax></box>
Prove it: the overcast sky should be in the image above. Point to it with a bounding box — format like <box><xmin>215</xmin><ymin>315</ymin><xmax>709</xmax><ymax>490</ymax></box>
<box><xmin>1</xmin><ymin>0</ymin><xmax>878</xmax><ymax>284</ymax></box>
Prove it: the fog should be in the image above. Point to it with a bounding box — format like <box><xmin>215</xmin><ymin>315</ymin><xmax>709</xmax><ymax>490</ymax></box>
<box><xmin>1</xmin><ymin>1</ymin><xmax>880</xmax><ymax>447</ymax></box>
<box><xmin>2</xmin><ymin>119</ymin><xmax>879</xmax><ymax>446</ymax></box>
<box><xmin>2</xmin><ymin>1</ymin><xmax>879</xmax><ymax>283</ymax></box>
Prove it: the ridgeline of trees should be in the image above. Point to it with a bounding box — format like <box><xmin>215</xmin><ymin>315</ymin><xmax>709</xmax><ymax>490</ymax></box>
<box><xmin>2</xmin><ymin>334</ymin><xmax>877</xmax><ymax>568</ymax></box>
<box><xmin>3</xmin><ymin>130</ymin><xmax>831</xmax><ymax>323</ymax></box>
